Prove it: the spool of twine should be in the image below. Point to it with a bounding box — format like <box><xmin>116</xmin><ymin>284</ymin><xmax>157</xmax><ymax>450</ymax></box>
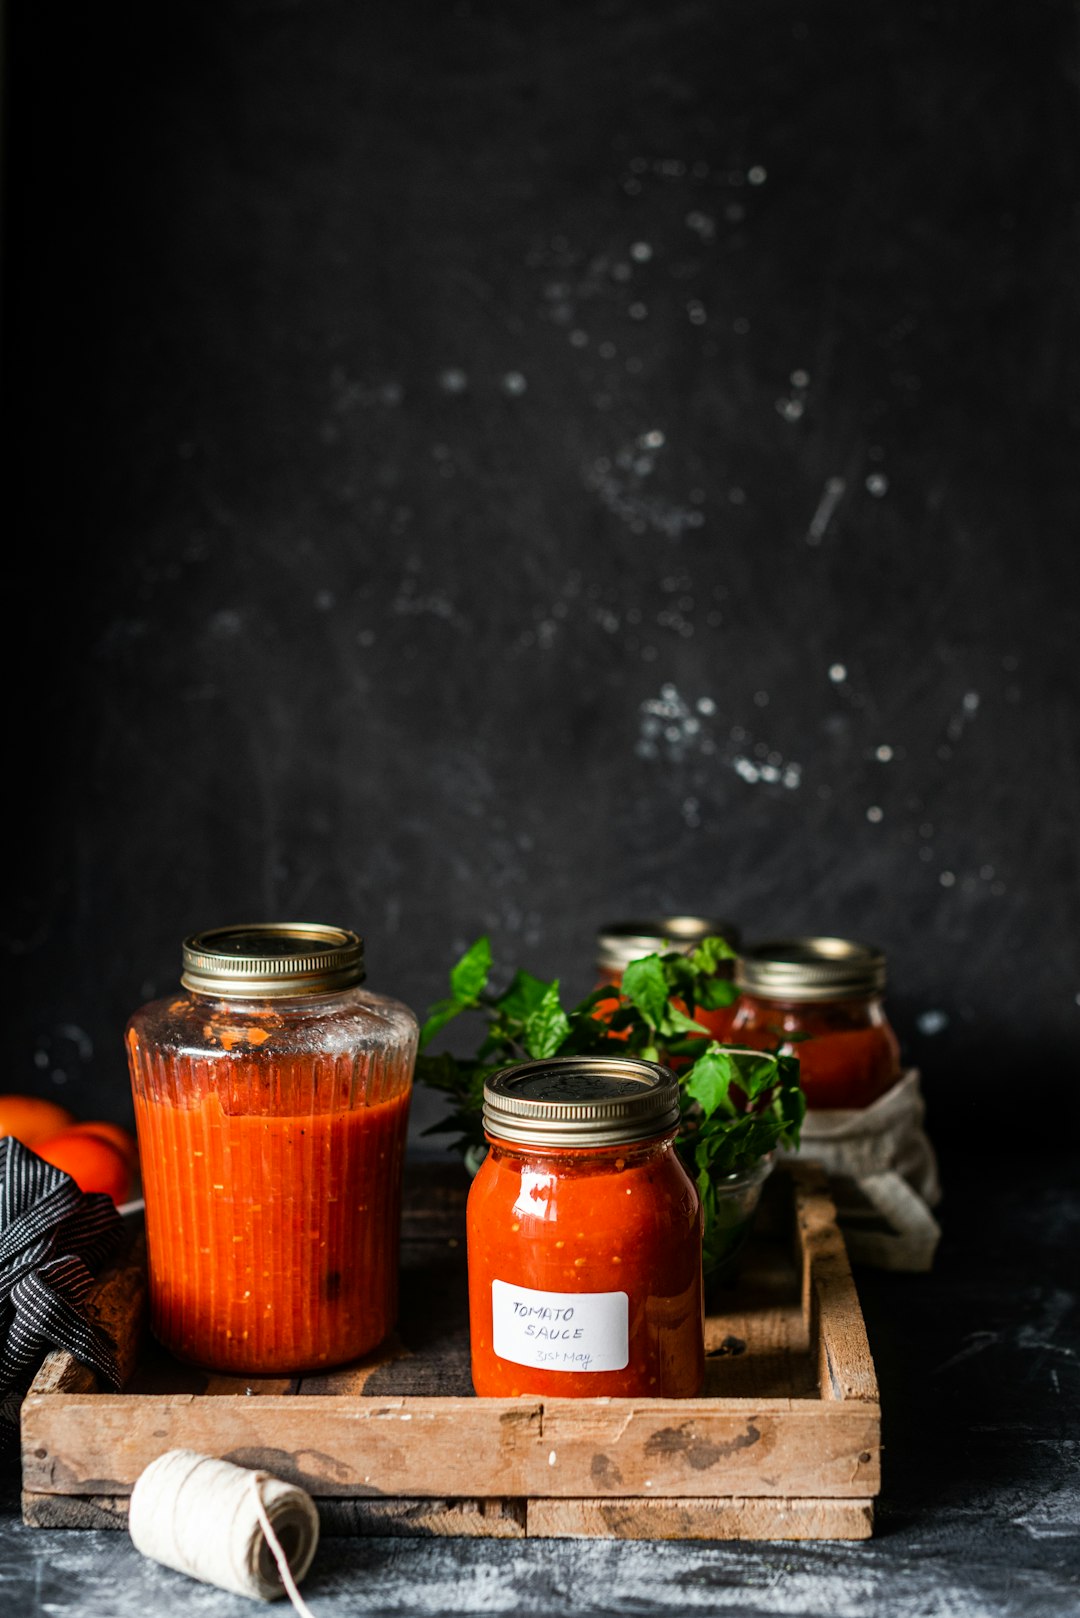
<box><xmin>129</xmin><ymin>1449</ymin><xmax>320</xmax><ymax>1610</ymax></box>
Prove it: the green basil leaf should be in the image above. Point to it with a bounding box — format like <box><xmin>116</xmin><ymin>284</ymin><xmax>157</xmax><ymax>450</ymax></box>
<box><xmin>450</xmin><ymin>936</ymin><xmax>493</xmax><ymax>1003</ymax></box>
<box><xmin>494</xmin><ymin>968</ymin><xmax>554</xmax><ymax>1024</ymax></box>
<box><xmin>694</xmin><ymin>976</ymin><xmax>738</xmax><ymax>1010</ymax></box>
<box><xmin>689</xmin><ymin>935</ymin><xmax>737</xmax><ymax>975</ymax></box>
<box><xmin>777</xmin><ymin>1069</ymin><xmax>807</xmax><ymax>1146</ymax></box>
<box><xmin>661</xmin><ymin>1003</ymin><xmax>711</xmax><ymax>1037</ymax></box>
<box><xmin>684</xmin><ymin>1048</ymin><xmax>738</xmax><ymax>1116</ymax></box>
<box><xmin>689</xmin><ymin>1114</ymin><xmax>779</xmax><ymax>1178</ymax></box>
<box><xmin>621</xmin><ymin>954</ymin><xmax>669</xmax><ymax>1028</ymax></box>
<box><xmin>663</xmin><ymin>1032</ymin><xmax>713</xmax><ymax>1057</ymax></box>
<box><xmin>523</xmin><ymin>981</ymin><xmax>571</xmax><ymax>1058</ymax></box>
<box><xmin>419</xmin><ymin>998</ymin><xmax>467</xmax><ymax>1050</ymax></box>
<box><xmin>728</xmin><ymin>1050</ymin><xmax>787</xmax><ymax>1101</ymax></box>
<box><xmin>659</xmin><ymin>955</ymin><xmax>698</xmax><ymax>999</ymax></box>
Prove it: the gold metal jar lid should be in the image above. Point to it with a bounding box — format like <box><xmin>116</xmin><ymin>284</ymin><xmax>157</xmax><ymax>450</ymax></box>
<box><xmin>181</xmin><ymin>923</ymin><xmax>365</xmax><ymax>999</ymax></box>
<box><xmin>595</xmin><ymin>915</ymin><xmax>740</xmax><ymax>975</ymax></box>
<box><xmin>483</xmin><ymin>1056</ymin><xmax>681</xmax><ymax>1149</ymax></box>
<box><xmin>736</xmin><ymin>937</ymin><xmax>886</xmax><ymax>1003</ymax></box>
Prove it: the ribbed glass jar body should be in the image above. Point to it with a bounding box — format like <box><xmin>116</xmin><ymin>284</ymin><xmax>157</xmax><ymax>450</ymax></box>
<box><xmin>467</xmin><ymin>1131</ymin><xmax>704</xmax><ymax>1398</ymax></box>
<box><xmin>126</xmin><ymin>985</ymin><xmax>417</xmax><ymax>1374</ymax></box>
<box><xmin>728</xmin><ymin>993</ymin><xmax>899</xmax><ymax>1109</ymax></box>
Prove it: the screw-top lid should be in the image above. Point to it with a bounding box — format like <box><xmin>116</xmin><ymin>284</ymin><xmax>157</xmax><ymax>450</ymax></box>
<box><xmin>596</xmin><ymin>915</ymin><xmax>740</xmax><ymax>975</ymax></box>
<box><xmin>483</xmin><ymin>1056</ymin><xmax>681</xmax><ymax>1149</ymax></box>
<box><xmin>181</xmin><ymin>923</ymin><xmax>365</xmax><ymax>999</ymax></box>
<box><xmin>736</xmin><ymin>937</ymin><xmax>886</xmax><ymax>1003</ymax></box>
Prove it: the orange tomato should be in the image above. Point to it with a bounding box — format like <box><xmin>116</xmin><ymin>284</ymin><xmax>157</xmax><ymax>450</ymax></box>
<box><xmin>0</xmin><ymin>1094</ymin><xmax>75</xmax><ymax>1146</ymax></box>
<box><xmin>62</xmin><ymin>1120</ymin><xmax>140</xmax><ymax>1174</ymax></box>
<box><xmin>35</xmin><ymin>1131</ymin><xmax>132</xmax><ymax>1204</ymax></box>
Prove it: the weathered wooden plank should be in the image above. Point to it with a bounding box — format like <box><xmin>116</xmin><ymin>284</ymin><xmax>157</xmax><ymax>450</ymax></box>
<box><xmin>297</xmin><ymin>1253</ymin><xmax>472</xmax><ymax>1397</ymax></box>
<box><xmin>526</xmin><ymin>1495</ymin><xmax>875</xmax><ymax>1540</ymax></box>
<box><xmin>26</xmin><ymin>1232</ymin><xmax>148</xmax><ymax>1397</ymax></box>
<box><xmin>538</xmin><ymin>1399</ymin><xmax>879</xmax><ymax>1499</ymax></box>
<box><xmin>28</xmin><ymin>1351</ymin><xmax>98</xmax><ymax>1397</ymax></box>
<box><xmin>21</xmin><ymin>1489</ymin><xmax>871</xmax><ymax>1541</ymax></box>
<box><xmin>21</xmin><ymin>1491</ymin><xmax>528</xmax><ymax>1538</ymax></box>
<box><xmin>701</xmin><ymin>1233</ymin><xmax>814</xmax><ymax>1400</ymax></box>
<box><xmin>21</xmin><ymin>1394</ymin><xmax>543</xmax><ymax>1499</ymax></box>
<box><xmin>122</xmin><ymin>1332</ymin><xmax>300</xmax><ymax>1397</ymax></box>
<box><xmin>297</xmin><ymin>1331</ymin><xmax>473</xmax><ymax>1398</ymax></box>
<box><xmin>295</xmin><ymin>1346</ymin><xmax>412</xmax><ymax>1397</ymax></box>
<box><xmin>21</xmin><ymin>1393</ymin><xmax>879</xmax><ymax>1499</ymax></box>
<box><xmin>199</xmin><ymin>1374</ymin><xmax>299</xmax><ymax>1395</ymax></box>
<box><xmin>21</xmin><ymin>1492</ymin><xmax>131</xmax><ymax>1530</ymax></box>
<box><xmin>317</xmin><ymin>1497</ymin><xmax>527</xmax><ymax>1537</ymax></box>
<box><xmin>400</xmin><ymin>1182</ymin><xmax>468</xmax><ymax>1237</ymax></box>
<box><xmin>791</xmin><ymin>1166</ymin><xmax>879</xmax><ymax>1403</ymax></box>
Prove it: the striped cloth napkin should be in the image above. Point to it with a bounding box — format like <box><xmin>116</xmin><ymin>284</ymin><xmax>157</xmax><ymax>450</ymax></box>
<box><xmin>0</xmin><ymin>1135</ymin><xmax>124</xmax><ymax>1428</ymax></box>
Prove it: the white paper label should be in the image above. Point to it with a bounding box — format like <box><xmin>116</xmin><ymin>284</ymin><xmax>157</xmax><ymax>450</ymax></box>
<box><xmin>491</xmin><ymin>1279</ymin><xmax>629</xmax><ymax>1372</ymax></box>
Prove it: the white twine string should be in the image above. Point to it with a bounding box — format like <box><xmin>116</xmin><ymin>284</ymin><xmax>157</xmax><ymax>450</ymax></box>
<box><xmin>250</xmin><ymin>1473</ymin><xmax>319</xmax><ymax>1618</ymax></box>
<box><xmin>129</xmin><ymin>1449</ymin><xmax>320</xmax><ymax>1605</ymax></box>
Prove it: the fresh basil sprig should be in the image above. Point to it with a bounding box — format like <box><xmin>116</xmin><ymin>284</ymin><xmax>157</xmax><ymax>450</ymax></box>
<box><xmin>416</xmin><ymin>937</ymin><xmax>805</xmax><ymax>1266</ymax></box>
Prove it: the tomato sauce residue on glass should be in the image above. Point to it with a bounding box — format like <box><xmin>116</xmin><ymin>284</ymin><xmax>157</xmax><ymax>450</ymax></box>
<box><xmin>729</xmin><ymin>995</ymin><xmax>900</xmax><ymax>1109</ymax></box>
<box><xmin>467</xmin><ymin>1134</ymin><xmax>704</xmax><ymax>1398</ymax></box>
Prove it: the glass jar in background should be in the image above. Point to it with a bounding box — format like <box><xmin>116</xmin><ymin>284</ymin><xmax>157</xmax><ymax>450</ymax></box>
<box><xmin>595</xmin><ymin>916</ymin><xmax>741</xmax><ymax>1041</ymax></box>
<box><xmin>125</xmin><ymin>924</ymin><xmax>417</xmax><ymax>1374</ymax></box>
<box><xmin>730</xmin><ymin>937</ymin><xmax>900</xmax><ymax>1109</ymax></box>
<box><xmin>467</xmin><ymin>1056</ymin><xmax>704</xmax><ymax>1398</ymax></box>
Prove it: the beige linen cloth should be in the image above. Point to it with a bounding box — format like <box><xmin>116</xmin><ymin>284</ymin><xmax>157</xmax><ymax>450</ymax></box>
<box><xmin>780</xmin><ymin>1069</ymin><xmax>942</xmax><ymax>1271</ymax></box>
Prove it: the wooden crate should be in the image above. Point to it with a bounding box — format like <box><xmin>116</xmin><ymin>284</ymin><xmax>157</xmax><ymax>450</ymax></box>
<box><xmin>20</xmin><ymin>1161</ymin><xmax>879</xmax><ymax>1541</ymax></box>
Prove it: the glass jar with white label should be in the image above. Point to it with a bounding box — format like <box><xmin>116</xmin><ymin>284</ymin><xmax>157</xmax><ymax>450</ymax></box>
<box><xmin>466</xmin><ymin>1056</ymin><xmax>704</xmax><ymax>1397</ymax></box>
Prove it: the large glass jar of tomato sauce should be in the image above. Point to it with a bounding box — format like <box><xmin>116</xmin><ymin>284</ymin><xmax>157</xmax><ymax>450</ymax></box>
<box><xmin>595</xmin><ymin>916</ymin><xmax>741</xmax><ymax>1042</ymax></box>
<box><xmin>125</xmin><ymin>924</ymin><xmax>417</xmax><ymax>1374</ymax></box>
<box><xmin>730</xmin><ymin>937</ymin><xmax>900</xmax><ymax>1110</ymax></box>
<box><xmin>467</xmin><ymin>1056</ymin><xmax>704</xmax><ymax>1398</ymax></box>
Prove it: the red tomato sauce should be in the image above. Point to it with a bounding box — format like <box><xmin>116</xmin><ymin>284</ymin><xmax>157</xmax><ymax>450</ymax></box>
<box><xmin>133</xmin><ymin>1083</ymin><xmax>410</xmax><ymax>1374</ymax></box>
<box><xmin>467</xmin><ymin>1133</ymin><xmax>704</xmax><ymax>1398</ymax></box>
<box><xmin>684</xmin><ymin>1001</ymin><xmax>738</xmax><ymax>1043</ymax></box>
<box><xmin>729</xmin><ymin>995</ymin><xmax>900</xmax><ymax>1109</ymax></box>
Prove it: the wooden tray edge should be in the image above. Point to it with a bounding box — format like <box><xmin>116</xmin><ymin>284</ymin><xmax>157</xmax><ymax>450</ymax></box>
<box><xmin>22</xmin><ymin>1489</ymin><xmax>874</xmax><ymax>1541</ymax></box>
<box><xmin>21</xmin><ymin>1166</ymin><xmax>881</xmax><ymax>1528</ymax></box>
<box><xmin>791</xmin><ymin>1164</ymin><xmax>879</xmax><ymax>1404</ymax></box>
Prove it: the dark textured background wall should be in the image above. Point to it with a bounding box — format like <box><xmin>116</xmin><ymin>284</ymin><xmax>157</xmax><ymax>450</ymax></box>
<box><xmin>6</xmin><ymin>0</ymin><xmax>1078</xmax><ymax>1155</ymax></box>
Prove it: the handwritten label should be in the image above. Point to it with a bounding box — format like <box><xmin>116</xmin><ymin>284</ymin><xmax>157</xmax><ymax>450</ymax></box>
<box><xmin>491</xmin><ymin>1279</ymin><xmax>629</xmax><ymax>1372</ymax></box>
